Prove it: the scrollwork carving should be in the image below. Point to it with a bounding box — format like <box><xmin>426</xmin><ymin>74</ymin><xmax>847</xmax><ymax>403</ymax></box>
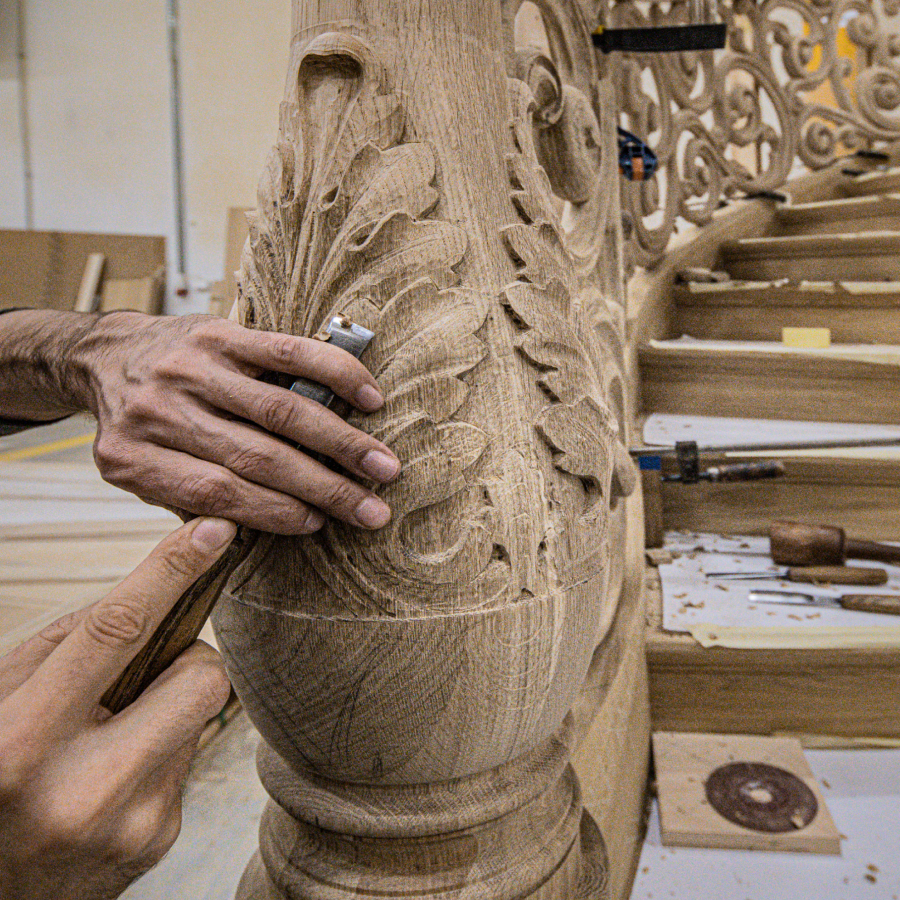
<box><xmin>608</xmin><ymin>0</ymin><xmax>900</xmax><ymax>267</ymax></box>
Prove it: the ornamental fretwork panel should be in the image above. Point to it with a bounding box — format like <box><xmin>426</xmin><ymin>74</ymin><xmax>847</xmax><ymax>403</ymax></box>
<box><xmin>608</xmin><ymin>0</ymin><xmax>900</xmax><ymax>266</ymax></box>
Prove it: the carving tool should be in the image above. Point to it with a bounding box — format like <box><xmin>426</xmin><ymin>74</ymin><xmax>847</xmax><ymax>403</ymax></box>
<box><xmin>770</xmin><ymin>520</ymin><xmax>900</xmax><ymax>567</ymax></box>
<box><xmin>102</xmin><ymin>315</ymin><xmax>375</xmax><ymax>714</ymax></box>
<box><xmin>749</xmin><ymin>589</ymin><xmax>900</xmax><ymax>616</ymax></box>
<box><xmin>662</xmin><ymin>459</ymin><xmax>785</xmax><ymax>484</ymax></box>
<box><xmin>630</xmin><ymin>436</ymin><xmax>900</xmax><ymax>456</ymax></box>
<box><xmin>705</xmin><ymin>565</ymin><xmax>888</xmax><ymax>586</ymax></box>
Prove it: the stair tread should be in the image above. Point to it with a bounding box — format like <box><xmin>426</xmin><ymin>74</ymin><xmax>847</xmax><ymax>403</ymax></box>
<box><xmin>777</xmin><ymin>193</ymin><xmax>900</xmax><ymax>223</ymax></box>
<box><xmin>643</xmin><ymin>338</ymin><xmax>900</xmax><ymax>364</ymax></box>
<box><xmin>723</xmin><ymin>231</ymin><xmax>900</xmax><ymax>258</ymax></box>
<box><xmin>840</xmin><ymin>166</ymin><xmax>900</xmax><ymax>196</ymax></box>
<box><xmin>673</xmin><ymin>279</ymin><xmax>900</xmax><ymax>307</ymax></box>
<box><xmin>639</xmin><ymin>341</ymin><xmax>900</xmax><ymax>424</ymax></box>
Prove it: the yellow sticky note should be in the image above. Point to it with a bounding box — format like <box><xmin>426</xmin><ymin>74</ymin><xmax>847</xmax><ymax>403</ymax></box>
<box><xmin>782</xmin><ymin>327</ymin><xmax>831</xmax><ymax>348</ymax></box>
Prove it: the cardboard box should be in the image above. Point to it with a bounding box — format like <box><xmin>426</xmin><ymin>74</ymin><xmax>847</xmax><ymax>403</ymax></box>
<box><xmin>0</xmin><ymin>229</ymin><xmax>165</xmax><ymax>314</ymax></box>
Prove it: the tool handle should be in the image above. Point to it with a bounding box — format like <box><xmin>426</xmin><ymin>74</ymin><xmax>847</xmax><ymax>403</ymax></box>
<box><xmin>706</xmin><ymin>460</ymin><xmax>785</xmax><ymax>483</ymax></box>
<box><xmin>101</xmin><ymin>534</ymin><xmax>248</xmax><ymax>714</ymax></box>
<box><xmin>840</xmin><ymin>594</ymin><xmax>900</xmax><ymax>616</ymax></box>
<box><xmin>788</xmin><ymin>566</ymin><xmax>888</xmax><ymax>586</ymax></box>
<box><xmin>844</xmin><ymin>538</ymin><xmax>900</xmax><ymax>565</ymax></box>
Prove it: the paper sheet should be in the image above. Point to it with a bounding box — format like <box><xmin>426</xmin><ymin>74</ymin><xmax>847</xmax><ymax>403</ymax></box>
<box><xmin>642</xmin><ymin>414</ymin><xmax>900</xmax><ymax>452</ymax></box>
<box><xmin>658</xmin><ymin>531</ymin><xmax>900</xmax><ymax>648</ymax></box>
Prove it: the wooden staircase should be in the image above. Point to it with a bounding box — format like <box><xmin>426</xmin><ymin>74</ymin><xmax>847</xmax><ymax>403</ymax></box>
<box><xmin>640</xmin><ymin>164</ymin><xmax>900</xmax><ymax>426</ymax></box>
<box><xmin>636</xmin><ymin>161</ymin><xmax>900</xmax><ymax>744</ymax></box>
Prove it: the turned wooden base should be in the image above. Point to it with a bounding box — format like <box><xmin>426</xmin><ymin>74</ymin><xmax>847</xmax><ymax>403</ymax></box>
<box><xmin>236</xmin><ymin>734</ymin><xmax>609</xmax><ymax>900</ymax></box>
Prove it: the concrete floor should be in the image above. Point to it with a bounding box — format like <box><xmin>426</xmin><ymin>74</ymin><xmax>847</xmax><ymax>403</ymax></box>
<box><xmin>0</xmin><ymin>412</ymin><xmax>98</xmax><ymax>464</ymax></box>
<box><xmin>120</xmin><ymin>712</ymin><xmax>267</xmax><ymax>900</ymax></box>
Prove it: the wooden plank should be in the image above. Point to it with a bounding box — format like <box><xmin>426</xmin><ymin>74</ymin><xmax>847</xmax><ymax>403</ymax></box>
<box><xmin>722</xmin><ymin>232</ymin><xmax>900</xmax><ymax>281</ymax></box>
<box><xmin>74</xmin><ymin>253</ymin><xmax>105</xmax><ymax>313</ymax></box>
<box><xmin>660</xmin><ymin>455</ymin><xmax>900</xmax><ymax>541</ymax></box>
<box><xmin>639</xmin><ymin>347</ymin><xmax>900</xmax><ymax>423</ymax></box>
<box><xmin>224</xmin><ymin>207</ymin><xmax>252</xmax><ymax>310</ymax></box>
<box><xmin>644</xmin><ymin>570</ymin><xmax>900</xmax><ymax>739</ymax></box>
<box><xmin>653</xmin><ymin>732</ymin><xmax>840</xmax><ymax>854</ymax></box>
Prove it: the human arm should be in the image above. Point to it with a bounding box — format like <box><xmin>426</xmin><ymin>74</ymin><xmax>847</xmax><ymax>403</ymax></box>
<box><xmin>0</xmin><ymin>310</ymin><xmax>399</xmax><ymax>534</ymax></box>
<box><xmin>0</xmin><ymin>517</ymin><xmax>236</xmax><ymax>900</ymax></box>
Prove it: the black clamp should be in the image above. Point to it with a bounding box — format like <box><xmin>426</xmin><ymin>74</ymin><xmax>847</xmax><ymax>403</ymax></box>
<box><xmin>593</xmin><ymin>23</ymin><xmax>726</xmax><ymax>54</ymax></box>
<box><xmin>674</xmin><ymin>440</ymin><xmax>701</xmax><ymax>484</ymax></box>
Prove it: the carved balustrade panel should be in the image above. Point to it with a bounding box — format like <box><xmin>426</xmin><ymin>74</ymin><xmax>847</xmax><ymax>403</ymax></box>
<box><xmin>608</xmin><ymin>0</ymin><xmax>900</xmax><ymax>267</ymax></box>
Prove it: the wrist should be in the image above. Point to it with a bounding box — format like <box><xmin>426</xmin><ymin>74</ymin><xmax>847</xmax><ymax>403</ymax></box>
<box><xmin>0</xmin><ymin>310</ymin><xmax>102</xmax><ymax>419</ymax></box>
<box><xmin>67</xmin><ymin>311</ymin><xmax>138</xmax><ymax>416</ymax></box>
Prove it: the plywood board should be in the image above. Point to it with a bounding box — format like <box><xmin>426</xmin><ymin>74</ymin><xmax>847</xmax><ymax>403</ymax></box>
<box><xmin>99</xmin><ymin>276</ymin><xmax>164</xmax><ymax>315</ymax></box>
<box><xmin>653</xmin><ymin>732</ymin><xmax>840</xmax><ymax>854</ymax></box>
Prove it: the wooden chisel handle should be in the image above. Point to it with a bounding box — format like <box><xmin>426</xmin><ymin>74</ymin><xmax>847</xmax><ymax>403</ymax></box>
<box><xmin>844</xmin><ymin>538</ymin><xmax>900</xmax><ymax>566</ymax></box>
<box><xmin>789</xmin><ymin>566</ymin><xmax>888</xmax><ymax>586</ymax></box>
<box><xmin>101</xmin><ymin>530</ymin><xmax>252</xmax><ymax>714</ymax></box>
<box><xmin>840</xmin><ymin>594</ymin><xmax>900</xmax><ymax>616</ymax></box>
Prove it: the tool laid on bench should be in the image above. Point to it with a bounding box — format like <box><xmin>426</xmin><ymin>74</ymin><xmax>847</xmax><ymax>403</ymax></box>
<box><xmin>101</xmin><ymin>315</ymin><xmax>375</xmax><ymax>714</ymax></box>
<box><xmin>706</xmin><ymin>565</ymin><xmax>888</xmax><ymax>586</ymax></box>
<box><xmin>750</xmin><ymin>589</ymin><xmax>900</xmax><ymax>616</ymax></box>
<box><xmin>770</xmin><ymin>521</ymin><xmax>900</xmax><ymax>568</ymax></box>
<box><xmin>636</xmin><ymin>440</ymin><xmax>785</xmax><ymax>485</ymax></box>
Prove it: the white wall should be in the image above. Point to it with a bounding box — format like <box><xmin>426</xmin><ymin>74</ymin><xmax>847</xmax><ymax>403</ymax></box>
<box><xmin>0</xmin><ymin>3</ymin><xmax>26</xmax><ymax>228</ymax></box>
<box><xmin>180</xmin><ymin>0</ymin><xmax>291</xmax><ymax>304</ymax></box>
<box><xmin>0</xmin><ymin>0</ymin><xmax>291</xmax><ymax>313</ymax></box>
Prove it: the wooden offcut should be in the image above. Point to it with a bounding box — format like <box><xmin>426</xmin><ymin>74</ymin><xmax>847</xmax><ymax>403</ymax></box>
<box><xmin>74</xmin><ymin>253</ymin><xmax>105</xmax><ymax>313</ymax></box>
<box><xmin>654</xmin><ymin>732</ymin><xmax>840</xmax><ymax>854</ymax></box>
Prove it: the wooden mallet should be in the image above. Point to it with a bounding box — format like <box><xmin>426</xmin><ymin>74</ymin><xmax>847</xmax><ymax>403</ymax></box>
<box><xmin>770</xmin><ymin>520</ymin><xmax>900</xmax><ymax>568</ymax></box>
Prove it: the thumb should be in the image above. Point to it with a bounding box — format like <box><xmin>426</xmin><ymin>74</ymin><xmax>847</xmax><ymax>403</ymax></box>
<box><xmin>27</xmin><ymin>518</ymin><xmax>236</xmax><ymax>720</ymax></box>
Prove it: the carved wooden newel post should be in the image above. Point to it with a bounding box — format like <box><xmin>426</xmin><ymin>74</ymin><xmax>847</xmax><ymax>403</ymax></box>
<box><xmin>213</xmin><ymin>1</ymin><xmax>644</xmax><ymax>897</ymax></box>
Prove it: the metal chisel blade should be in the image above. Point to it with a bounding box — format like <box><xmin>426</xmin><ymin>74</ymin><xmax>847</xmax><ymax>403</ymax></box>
<box><xmin>289</xmin><ymin>315</ymin><xmax>375</xmax><ymax>408</ymax></box>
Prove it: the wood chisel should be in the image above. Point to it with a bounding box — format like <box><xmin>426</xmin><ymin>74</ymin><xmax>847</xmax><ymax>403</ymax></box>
<box><xmin>101</xmin><ymin>316</ymin><xmax>375</xmax><ymax>714</ymax></box>
<box><xmin>705</xmin><ymin>565</ymin><xmax>888</xmax><ymax>586</ymax></box>
<box><xmin>749</xmin><ymin>589</ymin><xmax>900</xmax><ymax>616</ymax></box>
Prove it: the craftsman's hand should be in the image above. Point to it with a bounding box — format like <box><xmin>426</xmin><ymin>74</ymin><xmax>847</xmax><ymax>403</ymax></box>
<box><xmin>80</xmin><ymin>312</ymin><xmax>399</xmax><ymax>534</ymax></box>
<box><xmin>0</xmin><ymin>517</ymin><xmax>235</xmax><ymax>900</ymax></box>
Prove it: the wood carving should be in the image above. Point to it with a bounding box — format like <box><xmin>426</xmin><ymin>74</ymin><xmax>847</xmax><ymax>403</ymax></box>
<box><xmin>611</xmin><ymin>0</ymin><xmax>900</xmax><ymax>267</ymax></box>
<box><xmin>212</xmin><ymin>2</ymin><xmax>643</xmax><ymax>897</ymax></box>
